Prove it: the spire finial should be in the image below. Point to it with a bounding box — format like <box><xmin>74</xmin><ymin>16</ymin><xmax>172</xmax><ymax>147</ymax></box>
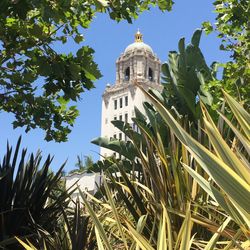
<box><xmin>135</xmin><ymin>29</ymin><xmax>143</xmax><ymax>42</ymax></box>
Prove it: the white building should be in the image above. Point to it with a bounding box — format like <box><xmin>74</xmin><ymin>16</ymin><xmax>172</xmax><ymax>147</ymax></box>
<box><xmin>65</xmin><ymin>31</ymin><xmax>163</xmax><ymax>197</ymax></box>
<box><xmin>100</xmin><ymin>30</ymin><xmax>162</xmax><ymax>157</ymax></box>
<box><xmin>65</xmin><ymin>172</ymin><xmax>101</xmax><ymax>205</ymax></box>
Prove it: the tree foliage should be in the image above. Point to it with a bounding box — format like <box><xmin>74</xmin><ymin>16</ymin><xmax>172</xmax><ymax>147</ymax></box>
<box><xmin>0</xmin><ymin>0</ymin><xmax>173</xmax><ymax>142</ymax></box>
<box><xmin>202</xmin><ymin>0</ymin><xmax>250</xmax><ymax>109</ymax></box>
<box><xmin>68</xmin><ymin>154</ymin><xmax>94</xmax><ymax>174</ymax></box>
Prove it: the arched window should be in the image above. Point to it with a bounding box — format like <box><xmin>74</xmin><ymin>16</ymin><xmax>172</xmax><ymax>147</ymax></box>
<box><xmin>125</xmin><ymin>67</ymin><xmax>130</xmax><ymax>81</ymax></box>
<box><xmin>148</xmin><ymin>67</ymin><xmax>153</xmax><ymax>81</ymax></box>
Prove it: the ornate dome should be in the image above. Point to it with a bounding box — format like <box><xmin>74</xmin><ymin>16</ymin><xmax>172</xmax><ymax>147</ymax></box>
<box><xmin>125</xmin><ymin>42</ymin><xmax>153</xmax><ymax>54</ymax></box>
<box><xmin>124</xmin><ymin>30</ymin><xmax>153</xmax><ymax>54</ymax></box>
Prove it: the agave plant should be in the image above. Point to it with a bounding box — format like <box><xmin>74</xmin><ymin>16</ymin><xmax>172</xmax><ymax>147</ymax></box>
<box><xmin>0</xmin><ymin>137</ymin><xmax>70</xmax><ymax>249</ymax></box>
<box><xmin>16</xmin><ymin>198</ymin><xmax>97</xmax><ymax>250</ymax></box>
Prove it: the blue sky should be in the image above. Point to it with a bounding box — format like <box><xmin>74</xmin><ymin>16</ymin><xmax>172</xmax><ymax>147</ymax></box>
<box><xmin>0</xmin><ymin>1</ymin><xmax>230</xmax><ymax>173</ymax></box>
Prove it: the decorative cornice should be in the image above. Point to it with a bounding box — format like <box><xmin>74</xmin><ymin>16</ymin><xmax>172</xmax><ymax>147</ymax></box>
<box><xmin>103</xmin><ymin>80</ymin><xmax>163</xmax><ymax>101</ymax></box>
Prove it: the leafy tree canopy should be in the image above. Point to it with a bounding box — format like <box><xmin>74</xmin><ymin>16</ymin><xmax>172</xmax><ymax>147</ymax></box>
<box><xmin>68</xmin><ymin>154</ymin><xmax>94</xmax><ymax>174</ymax></box>
<box><xmin>202</xmin><ymin>0</ymin><xmax>250</xmax><ymax>109</ymax></box>
<box><xmin>0</xmin><ymin>0</ymin><xmax>173</xmax><ymax>142</ymax></box>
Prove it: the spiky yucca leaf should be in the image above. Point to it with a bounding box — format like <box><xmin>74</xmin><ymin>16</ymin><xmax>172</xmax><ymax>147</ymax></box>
<box><xmin>139</xmin><ymin>85</ymin><xmax>250</xmax><ymax>216</ymax></box>
<box><xmin>223</xmin><ymin>90</ymin><xmax>250</xmax><ymax>140</ymax></box>
<box><xmin>0</xmin><ymin>137</ymin><xmax>69</xmax><ymax>249</ymax></box>
<box><xmin>78</xmin><ymin>187</ymin><xmax>113</xmax><ymax>250</ymax></box>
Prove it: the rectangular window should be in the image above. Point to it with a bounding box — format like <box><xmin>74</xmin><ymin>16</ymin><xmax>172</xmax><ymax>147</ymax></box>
<box><xmin>119</xmin><ymin>133</ymin><xmax>122</xmax><ymax>140</ymax></box>
<box><xmin>119</xmin><ymin>115</ymin><xmax>122</xmax><ymax>121</ymax></box>
<box><xmin>114</xmin><ymin>116</ymin><xmax>117</xmax><ymax>121</ymax></box>
<box><xmin>119</xmin><ymin>98</ymin><xmax>122</xmax><ymax>108</ymax></box>
<box><xmin>113</xmin><ymin>134</ymin><xmax>117</xmax><ymax>139</ymax></box>
<box><xmin>125</xmin><ymin>113</ymin><xmax>128</xmax><ymax>123</ymax></box>
<box><xmin>132</xmin><ymin>122</ymin><xmax>137</xmax><ymax>131</ymax></box>
<box><xmin>125</xmin><ymin>96</ymin><xmax>128</xmax><ymax>106</ymax></box>
<box><xmin>114</xmin><ymin>100</ymin><xmax>117</xmax><ymax>110</ymax></box>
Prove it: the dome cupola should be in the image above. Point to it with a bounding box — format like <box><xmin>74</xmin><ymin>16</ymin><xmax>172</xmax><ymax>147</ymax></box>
<box><xmin>124</xmin><ymin>30</ymin><xmax>153</xmax><ymax>54</ymax></box>
<box><xmin>115</xmin><ymin>30</ymin><xmax>161</xmax><ymax>85</ymax></box>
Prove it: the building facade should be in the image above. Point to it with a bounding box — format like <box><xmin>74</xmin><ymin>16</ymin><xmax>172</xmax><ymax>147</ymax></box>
<box><xmin>100</xmin><ymin>31</ymin><xmax>162</xmax><ymax>157</ymax></box>
<box><xmin>65</xmin><ymin>172</ymin><xmax>101</xmax><ymax>205</ymax></box>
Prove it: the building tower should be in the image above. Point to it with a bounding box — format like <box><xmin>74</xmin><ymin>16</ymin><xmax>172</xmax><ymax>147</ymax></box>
<box><xmin>100</xmin><ymin>31</ymin><xmax>162</xmax><ymax>157</ymax></box>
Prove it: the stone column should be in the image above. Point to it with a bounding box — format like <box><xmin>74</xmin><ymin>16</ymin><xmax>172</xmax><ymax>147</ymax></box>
<box><xmin>116</xmin><ymin>60</ymin><xmax>119</xmax><ymax>84</ymax></box>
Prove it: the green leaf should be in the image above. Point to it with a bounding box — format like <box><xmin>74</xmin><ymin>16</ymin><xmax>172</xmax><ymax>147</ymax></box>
<box><xmin>74</xmin><ymin>34</ymin><xmax>84</xmax><ymax>44</ymax></box>
<box><xmin>138</xmin><ymin>85</ymin><xmax>250</xmax><ymax>214</ymax></box>
<box><xmin>191</xmin><ymin>29</ymin><xmax>202</xmax><ymax>47</ymax></box>
<box><xmin>92</xmin><ymin>136</ymin><xmax>137</xmax><ymax>160</ymax></box>
<box><xmin>157</xmin><ymin>204</ymin><xmax>168</xmax><ymax>250</ymax></box>
<box><xmin>15</xmin><ymin>237</ymin><xmax>36</xmax><ymax>250</ymax></box>
<box><xmin>204</xmin><ymin>217</ymin><xmax>231</xmax><ymax>250</ymax></box>
<box><xmin>223</xmin><ymin>90</ymin><xmax>250</xmax><ymax>140</ymax></box>
<box><xmin>78</xmin><ymin>188</ymin><xmax>113</xmax><ymax>250</ymax></box>
<box><xmin>182</xmin><ymin>163</ymin><xmax>247</xmax><ymax>226</ymax></box>
<box><xmin>103</xmin><ymin>179</ymin><xmax>128</xmax><ymax>250</ymax></box>
<box><xmin>179</xmin><ymin>208</ymin><xmax>192</xmax><ymax>250</ymax></box>
<box><xmin>69</xmin><ymin>63</ymin><xmax>81</xmax><ymax>80</ymax></box>
<box><xmin>218</xmin><ymin>111</ymin><xmax>250</xmax><ymax>155</ymax></box>
<box><xmin>202</xmin><ymin>21</ymin><xmax>213</xmax><ymax>35</ymax></box>
<box><xmin>178</xmin><ymin>37</ymin><xmax>185</xmax><ymax>56</ymax></box>
<box><xmin>201</xmin><ymin>103</ymin><xmax>250</xmax><ymax>184</ymax></box>
<box><xmin>125</xmin><ymin>222</ymin><xmax>155</xmax><ymax>250</ymax></box>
